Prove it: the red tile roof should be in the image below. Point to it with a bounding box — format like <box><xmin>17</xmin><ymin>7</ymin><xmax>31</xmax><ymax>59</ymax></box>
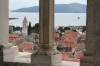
<box><xmin>54</xmin><ymin>32</ymin><xmax>59</xmax><ymax>35</ymax></box>
<box><xmin>63</xmin><ymin>43</ymin><xmax>85</xmax><ymax>48</ymax></box>
<box><xmin>74</xmin><ymin>51</ymin><xmax>84</xmax><ymax>58</ymax></box>
<box><xmin>9</xmin><ymin>34</ymin><xmax>20</xmax><ymax>38</ymax></box>
<box><xmin>64</xmin><ymin>30</ymin><xmax>80</xmax><ymax>39</ymax></box>
<box><xmin>72</xmin><ymin>32</ymin><xmax>79</xmax><ymax>38</ymax></box>
<box><xmin>80</xmin><ymin>34</ymin><xmax>86</xmax><ymax>39</ymax></box>
<box><xmin>19</xmin><ymin>41</ymin><xmax>33</xmax><ymax>50</ymax></box>
<box><xmin>62</xmin><ymin>52</ymin><xmax>80</xmax><ymax>62</ymax></box>
<box><xmin>64</xmin><ymin>30</ymin><xmax>74</xmax><ymax>34</ymax></box>
<box><xmin>9</xmin><ymin>34</ymin><xmax>20</xmax><ymax>40</ymax></box>
<box><xmin>61</xmin><ymin>35</ymin><xmax>75</xmax><ymax>43</ymax></box>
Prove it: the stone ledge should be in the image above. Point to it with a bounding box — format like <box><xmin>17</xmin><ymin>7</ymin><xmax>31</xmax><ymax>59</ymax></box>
<box><xmin>3</xmin><ymin>46</ymin><xmax>19</xmax><ymax>61</ymax></box>
<box><xmin>3</xmin><ymin>43</ymin><xmax>13</xmax><ymax>49</ymax></box>
<box><xmin>2</xmin><ymin>61</ymin><xmax>80</xmax><ymax>66</ymax></box>
<box><xmin>31</xmin><ymin>53</ymin><xmax>62</xmax><ymax>65</ymax></box>
<box><xmin>80</xmin><ymin>56</ymin><xmax>94</xmax><ymax>66</ymax></box>
<box><xmin>4</xmin><ymin>52</ymin><xmax>32</xmax><ymax>63</ymax></box>
<box><xmin>53</xmin><ymin>61</ymin><xmax>79</xmax><ymax>66</ymax></box>
<box><xmin>80</xmin><ymin>56</ymin><xmax>94</xmax><ymax>63</ymax></box>
<box><xmin>80</xmin><ymin>62</ymin><xmax>93</xmax><ymax>66</ymax></box>
<box><xmin>4</xmin><ymin>62</ymin><xmax>32</xmax><ymax>66</ymax></box>
<box><xmin>84</xmin><ymin>51</ymin><xmax>94</xmax><ymax>56</ymax></box>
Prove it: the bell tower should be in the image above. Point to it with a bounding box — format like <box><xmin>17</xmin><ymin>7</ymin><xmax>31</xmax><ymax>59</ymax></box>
<box><xmin>22</xmin><ymin>16</ymin><xmax>28</xmax><ymax>37</ymax></box>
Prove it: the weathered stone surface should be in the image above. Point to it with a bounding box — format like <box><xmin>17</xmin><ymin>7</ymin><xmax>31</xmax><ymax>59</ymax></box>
<box><xmin>94</xmin><ymin>57</ymin><xmax>100</xmax><ymax>66</ymax></box>
<box><xmin>0</xmin><ymin>0</ymin><xmax>9</xmax><ymax>45</ymax></box>
<box><xmin>81</xmin><ymin>0</ymin><xmax>100</xmax><ymax>66</ymax></box>
<box><xmin>31</xmin><ymin>0</ymin><xmax>61</xmax><ymax>66</ymax></box>
<box><xmin>80</xmin><ymin>63</ymin><xmax>94</xmax><ymax>66</ymax></box>
<box><xmin>36</xmin><ymin>0</ymin><xmax>60</xmax><ymax>55</ymax></box>
<box><xmin>80</xmin><ymin>56</ymin><xmax>94</xmax><ymax>63</ymax></box>
<box><xmin>4</xmin><ymin>62</ymin><xmax>32</xmax><ymax>66</ymax></box>
<box><xmin>83</xmin><ymin>51</ymin><xmax>94</xmax><ymax>56</ymax></box>
<box><xmin>31</xmin><ymin>53</ymin><xmax>62</xmax><ymax>65</ymax></box>
<box><xmin>39</xmin><ymin>0</ymin><xmax>54</xmax><ymax>46</ymax></box>
<box><xmin>0</xmin><ymin>62</ymin><xmax>3</xmax><ymax>66</ymax></box>
<box><xmin>3</xmin><ymin>46</ymin><xmax>19</xmax><ymax>62</ymax></box>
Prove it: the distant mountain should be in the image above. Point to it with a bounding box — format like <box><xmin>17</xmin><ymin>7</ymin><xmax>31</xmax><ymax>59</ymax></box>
<box><xmin>12</xmin><ymin>3</ymin><xmax>86</xmax><ymax>13</ymax></box>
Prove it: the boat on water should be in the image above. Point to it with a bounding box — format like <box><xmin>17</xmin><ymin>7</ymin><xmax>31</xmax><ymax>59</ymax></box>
<box><xmin>77</xmin><ymin>17</ymin><xmax>80</xmax><ymax>19</ymax></box>
<box><xmin>9</xmin><ymin>17</ymin><xmax>18</xmax><ymax>20</ymax></box>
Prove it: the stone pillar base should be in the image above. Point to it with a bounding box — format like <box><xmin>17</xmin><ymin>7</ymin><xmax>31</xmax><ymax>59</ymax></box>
<box><xmin>80</xmin><ymin>56</ymin><xmax>94</xmax><ymax>66</ymax></box>
<box><xmin>31</xmin><ymin>53</ymin><xmax>62</xmax><ymax>66</ymax></box>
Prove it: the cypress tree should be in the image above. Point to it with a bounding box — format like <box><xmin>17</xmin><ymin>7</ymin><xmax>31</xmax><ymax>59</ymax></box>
<box><xmin>28</xmin><ymin>21</ymin><xmax>32</xmax><ymax>35</ymax></box>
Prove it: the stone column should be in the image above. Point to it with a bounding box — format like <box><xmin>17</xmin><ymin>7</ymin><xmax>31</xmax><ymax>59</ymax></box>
<box><xmin>31</xmin><ymin>0</ymin><xmax>62</xmax><ymax>66</ymax></box>
<box><xmin>80</xmin><ymin>0</ymin><xmax>100</xmax><ymax>66</ymax></box>
<box><xmin>0</xmin><ymin>0</ymin><xmax>9</xmax><ymax>45</ymax></box>
<box><xmin>0</xmin><ymin>0</ymin><xmax>9</xmax><ymax>64</ymax></box>
<box><xmin>39</xmin><ymin>0</ymin><xmax>54</xmax><ymax>51</ymax></box>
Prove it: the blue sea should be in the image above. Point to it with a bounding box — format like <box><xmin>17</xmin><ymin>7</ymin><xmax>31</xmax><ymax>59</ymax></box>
<box><xmin>9</xmin><ymin>12</ymin><xmax>86</xmax><ymax>27</ymax></box>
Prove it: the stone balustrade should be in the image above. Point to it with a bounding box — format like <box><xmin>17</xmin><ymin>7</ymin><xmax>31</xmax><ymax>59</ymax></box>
<box><xmin>3</xmin><ymin>43</ymin><xmax>18</xmax><ymax>62</ymax></box>
<box><xmin>3</xmin><ymin>44</ymin><xmax>32</xmax><ymax>63</ymax></box>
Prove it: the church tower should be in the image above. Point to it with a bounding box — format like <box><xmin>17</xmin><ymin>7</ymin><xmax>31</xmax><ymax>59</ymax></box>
<box><xmin>22</xmin><ymin>17</ymin><xmax>28</xmax><ymax>37</ymax></box>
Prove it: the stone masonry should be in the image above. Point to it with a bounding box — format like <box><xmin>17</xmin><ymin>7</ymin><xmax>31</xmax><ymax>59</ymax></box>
<box><xmin>31</xmin><ymin>0</ymin><xmax>62</xmax><ymax>66</ymax></box>
<box><xmin>80</xmin><ymin>0</ymin><xmax>100</xmax><ymax>66</ymax></box>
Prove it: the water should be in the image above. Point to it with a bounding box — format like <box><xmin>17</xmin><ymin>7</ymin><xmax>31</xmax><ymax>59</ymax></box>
<box><xmin>9</xmin><ymin>12</ymin><xmax>86</xmax><ymax>27</ymax></box>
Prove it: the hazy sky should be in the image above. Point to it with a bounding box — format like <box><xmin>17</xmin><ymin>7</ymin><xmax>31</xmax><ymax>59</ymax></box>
<box><xmin>9</xmin><ymin>0</ymin><xmax>87</xmax><ymax>10</ymax></box>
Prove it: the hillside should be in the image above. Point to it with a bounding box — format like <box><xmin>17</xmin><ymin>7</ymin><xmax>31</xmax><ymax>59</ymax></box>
<box><xmin>12</xmin><ymin>3</ymin><xmax>86</xmax><ymax>13</ymax></box>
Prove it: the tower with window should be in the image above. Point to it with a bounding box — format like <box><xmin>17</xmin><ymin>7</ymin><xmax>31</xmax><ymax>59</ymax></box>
<box><xmin>22</xmin><ymin>17</ymin><xmax>28</xmax><ymax>37</ymax></box>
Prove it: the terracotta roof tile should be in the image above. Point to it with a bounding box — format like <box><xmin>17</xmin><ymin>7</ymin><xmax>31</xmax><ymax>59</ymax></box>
<box><xmin>9</xmin><ymin>34</ymin><xmax>20</xmax><ymax>40</ymax></box>
<box><xmin>19</xmin><ymin>41</ymin><xmax>33</xmax><ymax>50</ymax></box>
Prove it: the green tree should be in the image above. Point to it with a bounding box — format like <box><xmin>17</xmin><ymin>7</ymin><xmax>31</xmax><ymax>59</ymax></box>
<box><xmin>72</xmin><ymin>29</ymin><xmax>77</xmax><ymax>32</ymax></box>
<box><xmin>77</xmin><ymin>37</ymin><xmax>81</xmax><ymax>43</ymax></box>
<box><xmin>58</xmin><ymin>26</ymin><xmax>64</xmax><ymax>33</ymax></box>
<box><xmin>31</xmin><ymin>23</ymin><xmax>39</xmax><ymax>33</ymax></box>
<box><xmin>64</xmin><ymin>27</ymin><xmax>70</xmax><ymax>30</ymax></box>
<box><xmin>28</xmin><ymin>21</ymin><xmax>32</xmax><ymax>35</ymax></box>
<box><xmin>82</xmin><ymin>26</ymin><xmax>86</xmax><ymax>33</ymax></box>
<box><xmin>15</xmin><ymin>26</ymin><xmax>21</xmax><ymax>31</ymax></box>
<box><xmin>12</xmin><ymin>26</ymin><xmax>16</xmax><ymax>31</ymax></box>
<box><xmin>57</xmin><ymin>26</ymin><xmax>64</xmax><ymax>40</ymax></box>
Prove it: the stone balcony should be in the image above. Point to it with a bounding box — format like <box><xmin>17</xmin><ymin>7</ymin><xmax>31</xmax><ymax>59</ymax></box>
<box><xmin>2</xmin><ymin>44</ymin><xmax>79</xmax><ymax>66</ymax></box>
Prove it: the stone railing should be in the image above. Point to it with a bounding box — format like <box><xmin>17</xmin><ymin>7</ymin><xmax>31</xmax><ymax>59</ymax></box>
<box><xmin>3</xmin><ymin>43</ymin><xmax>18</xmax><ymax>62</ymax></box>
<box><xmin>0</xmin><ymin>43</ymin><xmax>32</xmax><ymax>66</ymax></box>
<box><xmin>0</xmin><ymin>44</ymin><xmax>80</xmax><ymax>66</ymax></box>
<box><xmin>1</xmin><ymin>62</ymin><xmax>32</xmax><ymax>66</ymax></box>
